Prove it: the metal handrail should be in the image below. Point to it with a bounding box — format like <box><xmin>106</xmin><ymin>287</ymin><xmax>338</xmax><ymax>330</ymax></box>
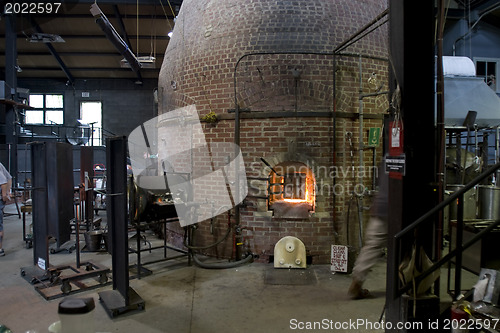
<box><xmin>394</xmin><ymin>161</ymin><xmax>500</xmax><ymax>298</ymax></box>
<box><xmin>395</xmin><ymin>162</ymin><xmax>500</xmax><ymax>241</ymax></box>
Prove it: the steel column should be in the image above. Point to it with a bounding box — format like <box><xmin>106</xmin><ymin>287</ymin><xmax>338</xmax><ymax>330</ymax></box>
<box><xmin>386</xmin><ymin>0</ymin><xmax>437</xmax><ymax>329</ymax></box>
<box><xmin>5</xmin><ymin>13</ymin><xmax>18</xmax><ymax>185</ymax></box>
<box><xmin>99</xmin><ymin>136</ymin><xmax>145</xmax><ymax>317</ymax></box>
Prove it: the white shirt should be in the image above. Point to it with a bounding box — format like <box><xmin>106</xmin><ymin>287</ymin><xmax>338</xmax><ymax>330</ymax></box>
<box><xmin>0</xmin><ymin>163</ymin><xmax>12</xmax><ymax>196</ymax></box>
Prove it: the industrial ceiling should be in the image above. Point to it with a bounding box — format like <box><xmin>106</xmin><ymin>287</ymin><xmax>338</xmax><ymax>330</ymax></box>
<box><xmin>0</xmin><ymin>0</ymin><xmax>499</xmax><ymax>85</ymax></box>
<box><xmin>0</xmin><ymin>0</ymin><xmax>182</xmax><ymax>84</ymax></box>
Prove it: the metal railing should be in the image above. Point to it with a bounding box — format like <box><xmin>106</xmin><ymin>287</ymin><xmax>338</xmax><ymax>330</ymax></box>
<box><xmin>393</xmin><ymin>161</ymin><xmax>500</xmax><ymax>299</ymax></box>
<box><xmin>19</xmin><ymin>123</ymin><xmax>116</xmax><ymax>147</ymax></box>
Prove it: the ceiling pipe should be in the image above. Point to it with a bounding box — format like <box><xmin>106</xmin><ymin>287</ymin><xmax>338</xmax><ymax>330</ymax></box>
<box><xmin>112</xmin><ymin>5</ymin><xmax>133</xmax><ymax>54</ymax></box>
<box><xmin>90</xmin><ymin>3</ymin><xmax>143</xmax><ymax>84</ymax></box>
<box><xmin>452</xmin><ymin>3</ymin><xmax>500</xmax><ymax>56</ymax></box>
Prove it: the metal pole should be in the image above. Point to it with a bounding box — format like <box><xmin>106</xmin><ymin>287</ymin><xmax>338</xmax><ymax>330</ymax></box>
<box><xmin>357</xmin><ymin>55</ymin><xmax>365</xmax><ymax>247</ymax></box>
<box><xmin>454</xmin><ymin>193</ymin><xmax>464</xmax><ymax>299</ymax></box>
<box><xmin>5</xmin><ymin>13</ymin><xmax>18</xmax><ymax>186</ymax></box>
<box><xmin>435</xmin><ymin>0</ymin><xmax>447</xmax><ymax>298</ymax></box>
<box><xmin>76</xmin><ymin>220</ymin><xmax>81</xmax><ymax>269</ymax></box>
<box><xmin>496</xmin><ymin>127</ymin><xmax>499</xmax><ymax>164</ymax></box>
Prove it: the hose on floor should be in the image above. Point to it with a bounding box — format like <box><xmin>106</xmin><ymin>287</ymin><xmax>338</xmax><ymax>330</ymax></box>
<box><xmin>191</xmin><ymin>251</ymin><xmax>253</xmax><ymax>269</ymax></box>
<box><xmin>186</xmin><ymin>215</ymin><xmax>254</xmax><ymax>269</ymax></box>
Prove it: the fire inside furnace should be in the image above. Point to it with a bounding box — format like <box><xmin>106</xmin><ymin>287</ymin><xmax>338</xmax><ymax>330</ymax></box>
<box><xmin>268</xmin><ymin>162</ymin><xmax>315</xmax><ymax>217</ymax></box>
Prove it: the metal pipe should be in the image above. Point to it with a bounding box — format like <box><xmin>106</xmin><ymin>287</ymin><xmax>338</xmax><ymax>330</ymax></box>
<box><xmin>452</xmin><ymin>3</ymin><xmax>500</xmax><ymax>56</ymax></box>
<box><xmin>184</xmin><ymin>224</ymin><xmax>232</xmax><ymax>250</ymax></box>
<box><xmin>357</xmin><ymin>55</ymin><xmax>365</xmax><ymax>247</ymax></box>
<box><xmin>334</xmin><ymin>8</ymin><xmax>389</xmax><ymax>54</ymax></box>
<box><xmin>454</xmin><ymin>193</ymin><xmax>464</xmax><ymax>299</ymax></box>
<box><xmin>91</xmin><ymin>3</ymin><xmax>143</xmax><ymax>83</ymax></box>
<box><xmin>496</xmin><ymin>127</ymin><xmax>499</xmax><ymax>164</ymax></box>
<box><xmin>234</xmin><ymin>86</ymin><xmax>242</xmax><ymax>260</ymax></box>
<box><xmin>358</xmin><ymin>55</ymin><xmax>365</xmax><ymax>178</ymax></box>
<box><xmin>332</xmin><ymin>51</ymin><xmax>338</xmax><ymax>243</ymax></box>
<box><xmin>76</xmin><ymin>220</ymin><xmax>80</xmax><ymax>268</ymax></box>
<box><xmin>260</xmin><ymin>157</ymin><xmax>282</xmax><ymax>177</ymax></box>
<box><xmin>5</xmin><ymin>14</ymin><xmax>18</xmax><ymax>187</ymax></box>
<box><xmin>434</xmin><ymin>0</ymin><xmax>447</xmax><ymax>298</ymax></box>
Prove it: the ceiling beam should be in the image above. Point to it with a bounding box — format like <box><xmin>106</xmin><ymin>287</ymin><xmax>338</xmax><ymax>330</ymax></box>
<box><xmin>33</xmin><ymin>0</ymin><xmax>183</xmax><ymax>6</ymax></box>
<box><xmin>29</xmin><ymin>18</ymin><xmax>75</xmax><ymax>85</ymax></box>
<box><xmin>14</xmin><ymin>51</ymin><xmax>165</xmax><ymax>57</ymax></box>
<box><xmin>7</xmin><ymin>34</ymin><xmax>170</xmax><ymax>40</ymax></box>
<box><xmin>113</xmin><ymin>5</ymin><xmax>134</xmax><ymax>54</ymax></box>
<box><xmin>18</xmin><ymin>67</ymin><xmax>160</xmax><ymax>72</ymax></box>
<box><xmin>28</xmin><ymin>13</ymin><xmax>176</xmax><ymax>20</ymax></box>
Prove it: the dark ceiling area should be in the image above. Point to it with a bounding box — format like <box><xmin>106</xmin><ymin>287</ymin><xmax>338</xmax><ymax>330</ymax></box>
<box><xmin>1</xmin><ymin>0</ymin><xmax>499</xmax><ymax>85</ymax></box>
<box><xmin>449</xmin><ymin>0</ymin><xmax>500</xmax><ymax>29</ymax></box>
<box><xmin>0</xmin><ymin>0</ymin><xmax>182</xmax><ymax>84</ymax></box>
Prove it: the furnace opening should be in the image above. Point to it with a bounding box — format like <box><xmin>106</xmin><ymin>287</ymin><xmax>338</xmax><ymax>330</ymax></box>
<box><xmin>268</xmin><ymin>161</ymin><xmax>315</xmax><ymax>218</ymax></box>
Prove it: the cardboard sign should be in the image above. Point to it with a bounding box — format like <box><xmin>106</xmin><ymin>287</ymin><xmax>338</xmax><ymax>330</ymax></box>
<box><xmin>331</xmin><ymin>245</ymin><xmax>349</xmax><ymax>272</ymax></box>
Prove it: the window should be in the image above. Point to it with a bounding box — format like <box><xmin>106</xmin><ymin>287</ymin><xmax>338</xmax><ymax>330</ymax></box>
<box><xmin>475</xmin><ymin>58</ymin><xmax>499</xmax><ymax>93</ymax></box>
<box><xmin>80</xmin><ymin>101</ymin><xmax>102</xmax><ymax>146</ymax></box>
<box><xmin>26</xmin><ymin>94</ymin><xmax>64</xmax><ymax>125</ymax></box>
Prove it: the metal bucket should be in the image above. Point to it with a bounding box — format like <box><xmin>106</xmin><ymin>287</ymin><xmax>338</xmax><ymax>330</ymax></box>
<box><xmin>446</xmin><ymin>185</ymin><xmax>477</xmax><ymax>220</ymax></box>
<box><xmin>84</xmin><ymin>230</ymin><xmax>103</xmax><ymax>252</ymax></box>
<box><xmin>479</xmin><ymin>185</ymin><xmax>500</xmax><ymax>220</ymax></box>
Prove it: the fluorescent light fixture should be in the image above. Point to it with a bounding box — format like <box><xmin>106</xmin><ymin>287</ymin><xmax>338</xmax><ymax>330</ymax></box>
<box><xmin>121</xmin><ymin>56</ymin><xmax>156</xmax><ymax>69</ymax></box>
<box><xmin>28</xmin><ymin>33</ymin><xmax>65</xmax><ymax>43</ymax></box>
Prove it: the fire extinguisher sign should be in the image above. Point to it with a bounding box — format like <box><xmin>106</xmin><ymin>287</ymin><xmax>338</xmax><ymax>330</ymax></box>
<box><xmin>391</xmin><ymin>126</ymin><xmax>400</xmax><ymax>148</ymax></box>
<box><xmin>385</xmin><ymin>154</ymin><xmax>406</xmax><ymax>175</ymax></box>
<box><xmin>387</xmin><ymin>121</ymin><xmax>405</xmax><ymax>179</ymax></box>
<box><xmin>389</xmin><ymin>120</ymin><xmax>403</xmax><ymax>156</ymax></box>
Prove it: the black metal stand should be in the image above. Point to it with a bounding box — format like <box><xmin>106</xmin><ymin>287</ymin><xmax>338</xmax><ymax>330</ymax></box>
<box><xmin>21</xmin><ymin>204</ymin><xmax>33</xmax><ymax>248</ymax></box>
<box><xmin>99</xmin><ymin>287</ymin><xmax>145</xmax><ymax>318</ymax></box>
<box><xmin>31</xmin><ymin>142</ymin><xmax>73</xmax><ymax>269</ymax></box>
<box><xmin>80</xmin><ymin>146</ymin><xmax>94</xmax><ymax>230</ymax></box>
<box><xmin>129</xmin><ymin>217</ymin><xmax>190</xmax><ymax>279</ymax></box>
<box><xmin>20</xmin><ymin>261</ymin><xmax>111</xmax><ymax>300</ymax></box>
<box><xmin>23</xmin><ymin>143</ymin><xmax>111</xmax><ymax>300</ymax></box>
<box><xmin>99</xmin><ymin>136</ymin><xmax>145</xmax><ymax>318</ymax></box>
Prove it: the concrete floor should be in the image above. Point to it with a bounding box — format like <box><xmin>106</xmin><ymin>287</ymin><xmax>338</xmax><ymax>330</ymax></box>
<box><xmin>0</xmin><ymin>203</ymin><xmax>463</xmax><ymax>333</ymax></box>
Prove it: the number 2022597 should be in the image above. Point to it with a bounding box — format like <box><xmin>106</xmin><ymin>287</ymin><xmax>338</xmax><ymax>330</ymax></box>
<box><xmin>4</xmin><ymin>2</ymin><xmax>62</xmax><ymax>15</ymax></box>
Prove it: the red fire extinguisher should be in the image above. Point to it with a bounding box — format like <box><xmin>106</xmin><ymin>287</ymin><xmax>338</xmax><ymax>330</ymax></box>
<box><xmin>450</xmin><ymin>303</ymin><xmax>470</xmax><ymax>333</ymax></box>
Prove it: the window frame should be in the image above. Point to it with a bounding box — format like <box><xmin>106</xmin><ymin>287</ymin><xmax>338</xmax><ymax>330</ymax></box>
<box><xmin>473</xmin><ymin>57</ymin><xmax>499</xmax><ymax>94</ymax></box>
<box><xmin>26</xmin><ymin>93</ymin><xmax>64</xmax><ymax>125</ymax></box>
<box><xmin>80</xmin><ymin>101</ymin><xmax>103</xmax><ymax>147</ymax></box>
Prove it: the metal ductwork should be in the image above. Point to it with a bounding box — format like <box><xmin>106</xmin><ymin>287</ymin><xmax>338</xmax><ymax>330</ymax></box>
<box><xmin>441</xmin><ymin>56</ymin><xmax>500</xmax><ymax>129</ymax></box>
<box><xmin>90</xmin><ymin>4</ymin><xmax>143</xmax><ymax>80</ymax></box>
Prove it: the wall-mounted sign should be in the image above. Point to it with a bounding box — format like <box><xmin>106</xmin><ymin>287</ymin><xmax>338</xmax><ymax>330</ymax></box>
<box><xmin>385</xmin><ymin>154</ymin><xmax>406</xmax><ymax>175</ymax></box>
<box><xmin>331</xmin><ymin>245</ymin><xmax>349</xmax><ymax>273</ymax></box>
<box><xmin>389</xmin><ymin>121</ymin><xmax>404</xmax><ymax>156</ymax></box>
<box><xmin>368</xmin><ymin>127</ymin><xmax>381</xmax><ymax>147</ymax></box>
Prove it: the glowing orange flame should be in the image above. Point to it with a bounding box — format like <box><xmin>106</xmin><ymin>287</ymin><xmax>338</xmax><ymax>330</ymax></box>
<box><xmin>282</xmin><ymin>185</ymin><xmax>312</xmax><ymax>204</ymax></box>
<box><xmin>283</xmin><ymin>198</ymin><xmax>309</xmax><ymax>203</ymax></box>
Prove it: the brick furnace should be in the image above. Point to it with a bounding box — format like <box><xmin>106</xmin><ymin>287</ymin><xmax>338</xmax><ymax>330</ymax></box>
<box><xmin>158</xmin><ymin>0</ymin><xmax>389</xmax><ymax>263</ymax></box>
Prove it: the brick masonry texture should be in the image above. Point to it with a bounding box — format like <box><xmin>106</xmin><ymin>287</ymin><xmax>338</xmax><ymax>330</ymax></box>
<box><xmin>158</xmin><ymin>0</ymin><xmax>389</xmax><ymax>263</ymax></box>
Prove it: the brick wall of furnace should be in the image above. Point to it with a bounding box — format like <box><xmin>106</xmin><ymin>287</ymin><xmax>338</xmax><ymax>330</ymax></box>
<box><xmin>158</xmin><ymin>0</ymin><xmax>389</xmax><ymax>263</ymax></box>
